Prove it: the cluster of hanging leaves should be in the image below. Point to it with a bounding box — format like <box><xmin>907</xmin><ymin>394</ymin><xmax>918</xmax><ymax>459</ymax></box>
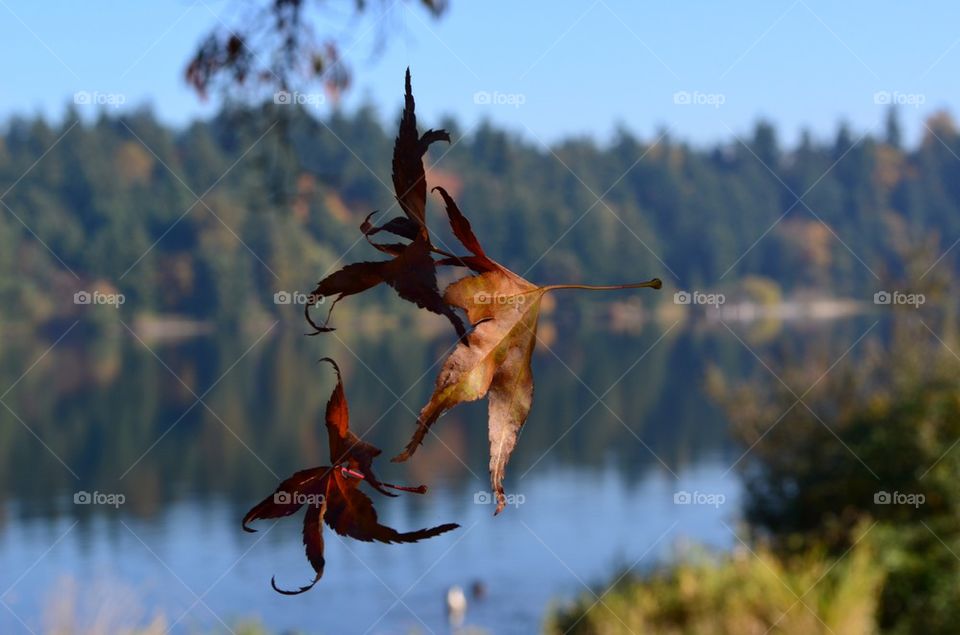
<box><xmin>304</xmin><ymin>70</ymin><xmax>466</xmax><ymax>338</ymax></box>
<box><xmin>186</xmin><ymin>0</ymin><xmax>447</xmax><ymax>99</ymax></box>
<box><xmin>306</xmin><ymin>69</ymin><xmax>662</xmax><ymax>514</ymax></box>
<box><xmin>243</xmin><ymin>358</ymin><xmax>458</xmax><ymax>594</ymax></box>
<box><xmin>390</xmin><ymin>192</ymin><xmax>661</xmax><ymax>512</ymax></box>
<box><xmin>246</xmin><ymin>70</ymin><xmax>659</xmax><ymax>593</ymax></box>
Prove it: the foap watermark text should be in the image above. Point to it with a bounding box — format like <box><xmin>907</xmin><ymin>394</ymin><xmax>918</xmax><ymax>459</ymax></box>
<box><xmin>674</xmin><ymin>290</ymin><xmax>725</xmax><ymax>308</ymax></box>
<box><xmin>674</xmin><ymin>490</ymin><xmax>726</xmax><ymax>508</ymax></box>
<box><xmin>873</xmin><ymin>91</ymin><xmax>925</xmax><ymax>108</ymax></box>
<box><xmin>274</xmin><ymin>90</ymin><xmax>325</xmax><ymax>107</ymax></box>
<box><xmin>473</xmin><ymin>91</ymin><xmax>526</xmax><ymax>108</ymax></box>
<box><xmin>874</xmin><ymin>290</ymin><xmax>924</xmax><ymax>308</ymax></box>
<box><xmin>474</xmin><ymin>292</ymin><xmax>526</xmax><ymax>306</ymax></box>
<box><xmin>74</xmin><ymin>91</ymin><xmax>126</xmax><ymax>108</ymax></box>
<box><xmin>274</xmin><ymin>291</ymin><xmax>326</xmax><ymax>306</ymax></box>
<box><xmin>474</xmin><ymin>490</ymin><xmax>525</xmax><ymax>508</ymax></box>
<box><xmin>673</xmin><ymin>91</ymin><xmax>725</xmax><ymax>108</ymax></box>
<box><xmin>874</xmin><ymin>490</ymin><xmax>925</xmax><ymax>508</ymax></box>
<box><xmin>274</xmin><ymin>491</ymin><xmax>326</xmax><ymax>505</ymax></box>
<box><xmin>74</xmin><ymin>290</ymin><xmax>125</xmax><ymax>308</ymax></box>
<box><xmin>74</xmin><ymin>490</ymin><xmax>125</xmax><ymax>508</ymax></box>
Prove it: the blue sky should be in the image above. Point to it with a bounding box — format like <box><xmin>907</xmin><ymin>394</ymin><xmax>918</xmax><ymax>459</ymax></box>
<box><xmin>1</xmin><ymin>0</ymin><xmax>958</xmax><ymax>147</ymax></box>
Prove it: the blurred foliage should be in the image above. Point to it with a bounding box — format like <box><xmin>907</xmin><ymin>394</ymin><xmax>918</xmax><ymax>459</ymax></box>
<box><xmin>0</xmin><ymin>323</ymin><xmax>750</xmax><ymax>520</ymax></box>
<box><xmin>2</xmin><ymin>106</ymin><xmax>960</xmax><ymax>333</ymax></box>
<box><xmin>186</xmin><ymin>0</ymin><xmax>447</xmax><ymax>99</ymax></box>
<box><xmin>705</xmin><ymin>248</ymin><xmax>960</xmax><ymax>632</ymax></box>
<box><xmin>549</xmin><ymin>241</ymin><xmax>960</xmax><ymax>634</ymax></box>
<box><xmin>547</xmin><ymin>522</ymin><xmax>883</xmax><ymax>635</ymax></box>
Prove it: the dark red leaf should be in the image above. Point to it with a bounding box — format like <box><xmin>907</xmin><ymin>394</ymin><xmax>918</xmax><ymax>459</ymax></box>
<box><xmin>244</xmin><ymin>354</ymin><xmax>458</xmax><ymax>593</ymax></box>
<box><xmin>271</xmin><ymin>502</ymin><xmax>326</xmax><ymax>595</ymax></box>
<box><xmin>392</xmin><ymin>68</ymin><xmax>450</xmax><ymax>228</ymax></box>
<box><xmin>303</xmin><ymin>69</ymin><xmax>465</xmax><ymax>338</ymax></box>
<box><xmin>242</xmin><ymin>467</ymin><xmax>329</xmax><ymax>532</ymax></box>
<box><xmin>433</xmin><ymin>186</ymin><xmax>497</xmax><ymax>272</ymax></box>
<box><xmin>360</xmin><ymin>212</ymin><xmax>420</xmax><ymax>241</ymax></box>
<box><xmin>324</xmin><ymin>470</ymin><xmax>458</xmax><ymax>543</ymax></box>
<box><xmin>320</xmin><ymin>357</ymin><xmax>396</xmax><ymax>497</ymax></box>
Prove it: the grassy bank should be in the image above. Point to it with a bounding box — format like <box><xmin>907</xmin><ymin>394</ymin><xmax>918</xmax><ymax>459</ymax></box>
<box><xmin>547</xmin><ymin>527</ymin><xmax>881</xmax><ymax>635</ymax></box>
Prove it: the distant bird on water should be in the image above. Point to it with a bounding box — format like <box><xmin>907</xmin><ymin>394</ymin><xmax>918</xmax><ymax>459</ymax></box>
<box><xmin>446</xmin><ymin>584</ymin><xmax>467</xmax><ymax>627</ymax></box>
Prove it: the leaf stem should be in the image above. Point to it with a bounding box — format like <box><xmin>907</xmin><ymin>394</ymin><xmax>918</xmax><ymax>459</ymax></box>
<box><xmin>431</xmin><ymin>247</ymin><xmax>459</xmax><ymax>259</ymax></box>
<box><xmin>541</xmin><ymin>278</ymin><xmax>663</xmax><ymax>293</ymax></box>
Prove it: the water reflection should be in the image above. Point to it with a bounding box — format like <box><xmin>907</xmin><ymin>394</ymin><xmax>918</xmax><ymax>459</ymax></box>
<box><xmin>1</xmin><ymin>321</ymin><xmax>738</xmax><ymax>515</ymax></box>
<box><xmin>0</xmin><ymin>316</ymin><xmax>876</xmax><ymax>633</ymax></box>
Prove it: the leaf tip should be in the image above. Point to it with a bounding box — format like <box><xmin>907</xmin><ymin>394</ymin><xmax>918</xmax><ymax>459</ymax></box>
<box><xmin>494</xmin><ymin>491</ymin><xmax>507</xmax><ymax>515</ymax></box>
<box><xmin>360</xmin><ymin>210</ymin><xmax>378</xmax><ymax>234</ymax></box>
<box><xmin>317</xmin><ymin>356</ymin><xmax>341</xmax><ymax>377</ymax></box>
<box><xmin>271</xmin><ymin>574</ymin><xmax>319</xmax><ymax>596</ymax></box>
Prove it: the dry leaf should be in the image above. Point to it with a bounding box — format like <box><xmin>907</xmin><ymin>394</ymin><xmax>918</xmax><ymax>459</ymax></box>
<box><xmin>394</xmin><ymin>187</ymin><xmax>661</xmax><ymax>514</ymax></box>
<box><xmin>243</xmin><ymin>358</ymin><xmax>458</xmax><ymax>593</ymax></box>
<box><xmin>305</xmin><ymin>69</ymin><xmax>465</xmax><ymax>338</ymax></box>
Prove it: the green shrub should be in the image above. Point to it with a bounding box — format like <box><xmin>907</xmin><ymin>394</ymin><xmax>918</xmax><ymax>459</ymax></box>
<box><xmin>547</xmin><ymin>526</ymin><xmax>882</xmax><ymax>635</ymax></box>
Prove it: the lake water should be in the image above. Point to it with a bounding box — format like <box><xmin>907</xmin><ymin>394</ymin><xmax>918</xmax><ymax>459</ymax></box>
<box><xmin>0</xmin><ymin>312</ymin><xmax>876</xmax><ymax>634</ymax></box>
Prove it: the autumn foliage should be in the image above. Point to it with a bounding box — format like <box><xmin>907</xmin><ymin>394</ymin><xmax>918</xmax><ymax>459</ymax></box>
<box><xmin>245</xmin><ymin>69</ymin><xmax>660</xmax><ymax>591</ymax></box>
<box><xmin>242</xmin><ymin>359</ymin><xmax>457</xmax><ymax>594</ymax></box>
